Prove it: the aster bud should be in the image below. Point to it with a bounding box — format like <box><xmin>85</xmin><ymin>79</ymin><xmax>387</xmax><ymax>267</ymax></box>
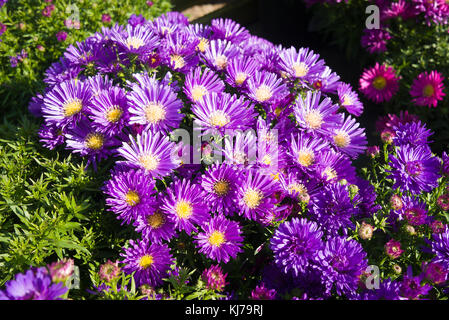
<box><xmin>48</xmin><ymin>258</ymin><xmax>74</xmax><ymax>283</ymax></box>
<box><xmin>358</xmin><ymin>222</ymin><xmax>374</xmax><ymax>240</ymax></box>
<box><xmin>390</xmin><ymin>194</ymin><xmax>403</xmax><ymax>210</ymax></box>
<box><xmin>437</xmin><ymin>194</ymin><xmax>449</xmax><ymax>211</ymax></box>
<box><xmin>349</xmin><ymin>184</ymin><xmax>359</xmax><ymax>197</ymax></box>
<box><xmin>405</xmin><ymin>224</ymin><xmax>416</xmax><ymax>236</ymax></box>
<box><xmin>366</xmin><ymin>146</ymin><xmax>380</xmax><ymax>158</ymax></box>
<box><xmin>380</xmin><ymin>129</ymin><xmax>395</xmax><ymax>144</ymax></box>
<box><xmin>99</xmin><ymin>260</ymin><xmax>121</xmax><ymax>282</ymax></box>
<box><xmin>430</xmin><ymin>220</ymin><xmax>445</xmax><ymax>234</ymax></box>
<box><xmin>338</xmin><ymin>179</ymin><xmax>348</xmax><ymax>185</ymax></box>
<box><xmin>393</xmin><ymin>264</ymin><xmax>402</xmax><ymax>274</ymax></box>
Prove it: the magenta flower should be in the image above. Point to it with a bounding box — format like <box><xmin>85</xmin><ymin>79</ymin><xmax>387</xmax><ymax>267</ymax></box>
<box><xmin>359</xmin><ymin>63</ymin><xmax>399</xmax><ymax>103</ymax></box>
<box><xmin>56</xmin><ymin>31</ymin><xmax>67</xmax><ymax>42</ymax></box>
<box><xmin>409</xmin><ymin>70</ymin><xmax>446</xmax><ymax>108</ymax></box>
<box><xmin>385</xmin><ymin>239</ymin><xmax>403</xmax><ymax>259</ymax></box>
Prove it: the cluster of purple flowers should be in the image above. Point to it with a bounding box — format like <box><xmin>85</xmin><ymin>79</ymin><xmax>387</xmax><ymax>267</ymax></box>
<box><xmin>26</xmin><ymin>10</ymin><xmax>449</xmax><ymax>300</ymax></box>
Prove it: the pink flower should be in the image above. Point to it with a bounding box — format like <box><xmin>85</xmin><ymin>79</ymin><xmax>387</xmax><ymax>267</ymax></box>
<box><xmin>102</xmin><ymin>14</ymin><xmax>111</xmax><ymax>23</ymax></box>
<box><xmin>385</xmin><ymin>239</ymin><xmax>403</xmax><ymax>259</ymax></box>
<box><xmin>42</xmin><ymin>4</ymin><xmax>55</xmax><ymax>17</ymax></box>
<box><xmin>56</xmin><ymin>31</ymin><xmax>67</xmax><ymax>42</ymax></box>
<box><xmin>359</xmin><ymin>63</ymin><xmax>400</xmax><ymax>103</ymax></box>
<box><xmin>410</xmin><ymin>70</ymin><xmax>446</xmax><ymax>108</ymax></box>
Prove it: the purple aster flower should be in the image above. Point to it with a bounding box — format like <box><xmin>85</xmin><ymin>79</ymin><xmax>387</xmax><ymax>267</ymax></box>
<box><xmin>236</xmin><ymin>169</ymin><xmax>280</xmax><ymax>221</ymax></box>
<box><xmin>87</xmin><ymin>86</ymin><xmax>129</xmax><ymax>136</ymax></box>
<box><xmin>313</xmin><ymin>150</ymin><xmax>357</xmax><ymax>184</ymax></box>
<box><xmin>42</xmin><ymin>4</ymin><xmax>55</xmax><ymax>17</ymax></box>
<box><xmin>117</xmin><ymin>130</ymin><xmax>179</xmax><ymax>178</ymax></box>
<box><xmin>184</xmin><ymin>66</ymin><xmax>225</xmax><ymax>103</ymax></box>
<box><xmin>42</xmin><ymin>79</ymin><xmax>91</xmax><ymax>129</ymax></box>
<box><xmin>361</xmin><ymin>28</ymin><xmax>391</xmax><ymax>54</ymax></box>
<box><xmin>359</xmin><ymin>278</ymin><xmax>401</xmax><ymax>300</ymax></box>
<box><xmin>103</xmin><ymin>168</ymin><xmax>157</xmax><ymax>225</ymax></box>
<box><xmin>112</xmin><ymin>24</ymin><xmax>159</xmax><ymax>58</ymax></box>
<box><xmin>398</xmin><ymin>196</ymin><xmax>429</xmax><ymax>226</ymax></box>
<box><xmin>277</xmin><ymin>171</ymin><xmax>317</xmax><ymax>204</ymax></box>
<box><xmin>64</xmin><ymin>40</ymin><xmax>99</xmax><ymax>68</ymax></box>
<box><xmin>210</xmin><ymin>18</ymin><xmax>250</xmax><ymax>44</ymax></box>
<box><xmin>388</xmin><ymin>144</ymin><xmax>441</xmax><ymax>194</ymax></box>
<box><xmin>317</xmin><ymin>237</ymin><xmax>368</xmax><ymax>297</ymax></box>
<box><xmin>278</xmin><ymin>46</ymin><xmax>325</xmax><ymax>82</ymax></box>
<box><xmin>329</xmin><ymin>114</ymin><xmax>367</xmax><ymax>159</ymax></box>
<box><xmin>423</xmin><ymin>261</ymin><xmax>448</xmax><ymax>285</ymax></box>
<box><xmin>192</xmin><ymin>92</ymin><xmax>257</xmax><ymax>136</ymax></box>
<box><xmin>65</xmin><ymin>120</ymin><xmax>120</xmax><ymax>170</ymax></box>
<box><xmin>43</xmin><ymin>57</ymin><xmax>82</xmax><ymax>88</ymax></box>
<box><xmin>312</xmin><ymin>66</ymin><xmax>341</xmax><ymax>94</ymax></box>
<box><xmin>127</xmin><ymin>74</ymin><xmax>183</xmax><ymax>132</ymax></box>
<box><xmin>200</xmin><ymin>163</ymin><xmax>241</xmax><ymax>216</ymax></box>
<box><xmin>133</xmin><ymin>201</ymin><xmax>176</xmax><ymax>244</ymax></box>
<box><xmin>9</xmin><ymin>55</ymin><xmax>18</xmax><ymax>68</ymax></box>
<box><xmin>194</xmin><ymin>215</ymin><xmax>244</xmax><ymax>263</ymax></box>
<box><xmin>161</xmin><ymin>178</ymin><xmax>210</xmax><ymax>235</ymax></box>
<box><xmin>337</xmin><ymin>82</ymin><xmax>364</xmax><ymax>116</ymax></box>
<box><xmin>430</xmin><ymin>226</ymin><xmax>449</xmax><ymax>268</ymax></box>
<box><xmin>120</xmin><ymin>239</ymin><xmax>174</xmax><ymax>287</ymax></box>
<box><xmin>202</xmin><ymin>265</ymin><xmax>228</xmax><ymax>292</ymax></box>
<box><xmin>250</xmin><ymin>283</ymin><xmax>276</xmax><ymax>300</ymax></box>
<box><xmin>309</xmin><ymin>183</ymin><xmax>357</xmax><ymax>236</ymax></box>
<box><xmin>0</xmin><ymin>267</ymin><xmax>67</xmax><ymax>300</ymax></box>
<box><xmin>128</xmin><ymin>14</ymin><xmax>146</xmax><ymax>27</ymax></box>
<box><xmin>201</xmin><ymin>39</ymin><xmax>239</xmax><ymax>72</ymax></box>
<box><xmin>162</xmin><ymin>32</ymin><xmax>199</xmax><ymax>73</ymax></box>
<box><xmin>245</xmin><ymin>70</ymin><xmax>289</xmax><ymax>106</ymax></box>
<box><xmin>38</xmin><ymin>123</ymin><xmax>65</xmax><ymax>150</ymax></box>
<box><xmin>185</xmin><ymin>23</ymin><xmax>212</xmax><ymax>53</ymax></box>
<box><xmin>270</xmin><ymin>218</ymin><xmax>324</xmax><ymax>275</ymax></box>
<box><xmin>293</xmin><ymin>91</ymin><xmax>341</xmax><ymax>137</ymax></box>
<box><xmin>400</xmin><ymin>266</ymin><xmax>432</xmax><ymax>300</ymax></box>
<box><xmin>225</xmin><ymin>56</ymin><xmax>259</xmax><ymax>88</ymax></box>
<box><xmin>287</xmin><ymin>132</ymin><xmax>330</xmax><ymax>173</ymax></box>
<box><xmin>56</xmin><ymin>31</ymin><xmax>67</xmax><ymax>42</ymax></box>
<box><xmin>393</xmin><ymin>121</ymin><xmax>433</xmax><ymax>148</ymax></box>
<box><xmin>222</xmin><ymin>130</ymin><xmax>258</xmax><ymax>165</ymax></box>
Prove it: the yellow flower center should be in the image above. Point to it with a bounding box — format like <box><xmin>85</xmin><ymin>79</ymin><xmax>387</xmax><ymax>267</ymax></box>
<box><xmin>215</xmin><ymin>55</ymin><xmax>228</xmax><ymax>70</ymax></box>
<box><xmin>144</xmin><ymin>103</ymin><xmax>166</xmax><ymax>124</ymax></box>
<box><xmin>254</xmin><ymin>85</ymin><xmax>273</xmax><ymax>102</ymax></box>
<box><xmin>423</xmin><ymin>84</ymin><xmax>435</xmax><ymax>97</ymax></box>
<box><xmin>126</xmin><ymin>36</ymin><xmax>144</xmax><ymax>50</ymax></box>
<box><xmin>63</xmin><ymin>99</ymin><xmax>83</xmax><ymax>117</ymax></box>
<box><xmin>191</xmin><ymin>85</ymin><xmax>208</xmax><ymax>102</ymax></box>
<box><xmin>292</xmin><ymin>62</ymin><xmax>309</xmax><ymax>78</ymax></box>
<box><xmin>209</xmin><ymin>110</ymin><xmax>230</xmax><ymax>127</ymax></box>
<box><xmin>323</xmin><ymin>167</ymin><xmax>337</xmax><ymax>180</ymax></box>
<box><xmin>243</xmin><ymin>188</ymin><xmax>263</xmax><ymax>209</ymax></box>
<box><xmin>262</xmin><ymin>154</ymin><xmax>272</xmax><ymax>165</ymax></box>
<box><xmin>297</xmin><ymin>150</ymin><xmax>315</xmax><ymax>167</ymax></box>
<box><xmin>342</xmin><ymin>94</ymin><xmax>353</xmax><ymax>106</ymax></box>
<box><xmin>139</xmin><ymin>255</ymin><xmax>154</xmax><ymax>269</ymax></box>
<box><xmin>175</xmin><ymin>200</ymin><xmax>193</xmax><ymax>219</ymax></box>
<box><xmin>288</xmin><ymin>182</ymin><xmax>306</xmax><ymax>195</ymax></box>
<box><xmin>197</xmin><ymin>38</ymin><xmax>209</xmax><ymax>53</ymax></box>
<box><xmin>125</xmin><ymin>190</ymin><xmax>140</xmax><ymax>206</ymax></box>
<box><xmin>235</xmin><ymin>72</ymin><xmax>247</xmax><ymax>86</ymax></box>
<box><xmin>106</xmin><ymin>106</ymin><xmax>123</xmax><ymax>123</ymax></box>
<box><xmin>138</xmin><ymin>153</ymin><xmax>160</xmax><ymax>172</ymax></box>
<box><xmin>304</xmin><ymin>110</ymin><xmax>323</xmax><ymax>129</ymax></box>
<box><xmin>208</xmin><ymin>231</ymin><xmax>226</xmax><ymax>247</ymax></box>
<box><xmin>213</xmin><ymin>180</ymin><xmax>230</xmax><ymax>196</ymax></box>
<box><xmin>147</xmin><ymin>210</ymin><xmax>165</xmax><ymax>229</ymax></box>
<box><xmin>85</xmin><ymin>133</ymin><xmax>104</xmax><ymax>150</ymax></box>
<box><xmin>333</xmin><ymin>131</ymin><xmax>351</xmax><ymax>148</ymax></box>
<box><xmin>372</xmin><ymin>76</ymin><xmax>387</xmax><ymax>90</ymax></box>
<box><xmin>170</xmin><ymin>54</ymin><xmax>186</xmax><ymax>69</ymax></box>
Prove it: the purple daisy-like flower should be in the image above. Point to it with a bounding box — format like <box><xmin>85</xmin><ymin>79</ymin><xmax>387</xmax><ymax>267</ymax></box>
<box><xmin>293</xmin><ymin>91</ymin><xmax>341</xmax><ymax>137</ymax></box>
<box><xmin>103</xmin><ymin>168</ymin><xmax>157</xmax><ymax>225</ymax></box>
<box><xmin>42</xmin><ymin>79</ymin><xmax>92</xmax><ymax>129</ymax></box>
<box><xmin>287</xmin><ymin>132</ymin><xmax>330</xmax><ymax>173</ymax></box>
<box><xmin>337</xmin><ymin>82</ymin><xmax>364</xmax><ymax>116</ymax></box>
<box><xmin>430</xmin><ymin>226</ymin><xmax>449</xmax><ymax>268</ymax></box>
<box><xmin>313</xmin><ymin>150</ymin><xmax>357</xmax><ymax>184</ymax></box>
<box><xmin>423</xmin><ymin>260</ymin><xmax>448</xmax><ymax>285</ymax></box>
<box><xmin>64</xmin><ymin>40</ymin><xmax>99</xmax><ymax>68</ymax></box>
<box><xmin>236</xmin><ymin>169</ymin><xmax>280</xmax><ymax>221</ymax></box>
<box><xmin>184</xmin><ymin>67</ymin><xmax>225</xmax><ymax>103</ymax></box>
<box><xmin>120</xmin><ymin>239</ymin><xmax>174</xmax><ymax>287</ymax></box>
<box><xmin>192</xmin><ymin>92</ymin><xmax>256</xmax><ymax>136</ymax></box>
<box><xmin>127</xmin><ymin>74</ymin><xmax>183</xmax><ymax>132</ymax></box>
<box><xmin>44</xmin><ymin>57</ymin><xmax>82</xmax><ymax>88</ymax></box>
<box><xmin>225</xmin><ymin>56</ymin><xmax>259</xmax><ymax>88</ymax></box>
<box><xmin>0</xmin><ymin>267</ymin><xmax>67</xmax><ymax>300</ymax></box>
<box><xmin>161</xmin><ymin>178</ymin><xmax>210</xmax><ymax>235</ymax></box>
<box><xmin>200</xmin><ymin>163</ymin><xmax>241</xmax><ymax>216</ymax></box>
<box><xmin>400</xmin><ymin>266</ymin><xmax>432</xmax><ymax>300</ymax></box>
<box><xmin>361</xmin><ymin>28</ymin><xmax>391</xmax><ymax>54</ymax></box>
<box><xmin>270</xmin><ymin>218</ymin><xmax>324</xmax><ymax>276</ymax></box>
<box><xmin>388</xmin><ymin>144</ymin><xmax>440</xmax><ymax>194</ymax></box>
<box><xmin>278</xmin><ymin>46</ymin><xmax>325</xmax><ymax>82</ymax></box>
<box><xmin>222</xmin><ymin>130</ymin><xmax>258</xmax><ymax>165</ymax></box>
<box><xmin>65</xmin><ymin>120</ymin><xmax>120</xmax><ymax>170</ymax></box>
<box><xmin>38</xmin><ymin>123</ymin><xmax>65</xmax><ymax>150</ymax></box>
<box><xmin>329</xmin><ymin>114</ymin><xmax>367</xmax><ymax>159</ymax></box>
<box><xmin>313</xmin><ymin>66</ymin><xmax>341</xmax><ymax>94</ymax></box>
<box><xmin>113</xmin><ymin>24</ymin><xmax>159</xmax><ymax>58</ymax></box>
<box><xmin>162</xmin><ymin>32</ymin><xmax>200</xmax><ymax>73</ymax></box>
<box><xmin>134</xmin><ymin>201</ymin><xmax>176</xmax><ymax>244</ymax></box>
<box><xmin>87</xmin><ymin>86</ymin><xmax>129</xmax><ymax>136</ymax></box>
<box><xmin>194</xmin><ymin>214</ymin><xmax>244</xmax><ymax>263</ymax></box>
<box><xmin>359</xmin><ymin>278</ymin><xmax>401</xmax><ymax>300</ymax></box>
<box><xmin>399</xmin><ymin>196</ymin><xmax>429</xmax><ymax>226</ymax></box>
<box><xmin>117</xmin><ymin>130</ymin><xmax>179</xmax><ymax>178</ymax></box>
<box><xmin>393</xmin><ymin>120</ymin><xmax>433</xmax><ymax>148</ymax></box>
<box><xmin>201</xmin><ymin>39</ymin><xmax>239</xmax><ymax>72</ymax></box>
<box><xmin>210</xmin><ymin>18</ymin><xmax>250</xmax><ymax>44</ymax></box>
<box><xmin>246</xmin><ymin>70</ymin><xmax>289</xmax><ymax>106</ymax></box>
<box><xmin>359</xmin><ymin>63</ymin><xmax>400</xmax><ymax>103</ymax></box>
<box><xmin>317</xmin><ymin>237</ymin><xmax>368</xmax><ymax>297</ymax></box>
<box><xmin>250</xmin><ymin>283</ymin><xmax>277</xmax><ymax>300</ymax></box>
